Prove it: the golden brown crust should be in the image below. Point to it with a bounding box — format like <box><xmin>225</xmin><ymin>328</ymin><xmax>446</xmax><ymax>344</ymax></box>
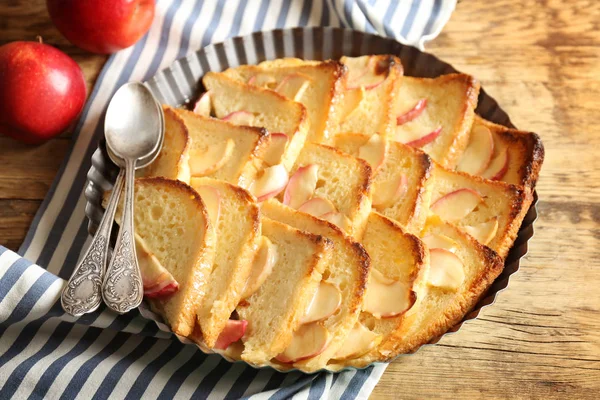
<box><xmin>406</xmin><ymin>149</ymin><xmax>435</xmax><ymax>232</ymax></box>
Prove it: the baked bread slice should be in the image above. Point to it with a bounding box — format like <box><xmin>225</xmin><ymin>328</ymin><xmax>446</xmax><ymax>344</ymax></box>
<box><xmin>174</xmin><ymin>107</ymin><xmax>270</xmax><ymax>189</ymax></box>
<box><xmin>103</xmin><ymin>177</ymin><xmax>216</xmax><ymax>337</ymax></box>
<box><xmin>429</xmin><ymin>163</ymin><xmax>533</xmax><ymax>259</ymax></box>
<box><xmin>333</xmin><ymin>132</ymin><xmax>434</xmax><ymax>234</ymax></box>
<box><xmin>189</xmin><ymin>177</ymin><xmax>261</xmax><ymax>348</ymax></box>
<box><xmin>260</xmin><ymin>199</ymin><xmax>370</xmax><ymax>372</ymax></box>
<box><xmin>138</xmin><ymin>105</ymin><xmax>190</xmax><ymax>182</ymax></box>
<box><xmin>393</xmin><ymin>74</ymin><xmax>480</xmax><ymax>168</ymax></box>
<box><xmin>236</xmin><ymin>217</ymin><xmax>332</xmax><ymax>365</ymax></box>
<box><xmin>202</xmin><ymin>72</ymin><xmax>309</xmax><ymax>171</ymax></box>
<box><xmin>327</xmin><ymin>55</ymin><xmax>403</xmax><ymax>141</ymax></box>
<box><xmin>327</xmin><ymin>211</ymin><xmax>427</xmax><ymax>369</ymax></box>
<box><xmin>222</xmin><ymin>60</ymin><xmax>345</xmax><ymax>143</ymax></box>
<box><xmin>456</xmin><ymin>115</ymin><xmax>544</xmax><ymax>188</ymax></box>
<box><xmin>283</xmin><ymin>142</ymin><xmax>373</xmax><ymax>238</ymax></box>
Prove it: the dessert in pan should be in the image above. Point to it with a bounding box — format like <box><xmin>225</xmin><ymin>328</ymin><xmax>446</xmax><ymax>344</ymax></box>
<box><xmin>104</xmin><ymin>55</ymin><xmax>543</xmax><ymax>372</ymax></box>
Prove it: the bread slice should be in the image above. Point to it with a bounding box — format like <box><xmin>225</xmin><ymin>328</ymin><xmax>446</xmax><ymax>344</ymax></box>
<box><xmin>260</xmin><ymin>199</ymin><xmax>370</xmax><ymax>371</ymax></box>
<box><xmin>326</xmin><ymin>55</ymin><xmax>403</xmax><ymax>141</ymax></box>
<box><xmin>393</xmin><ymin>74</ymin><xmax>480</xmax><ymax>168</ymax></box>
<box><xmin>236</xmin><ymin>217</ymin><xmax>332</xmax><ymax>365</ymax></box>
<box><xmin>430</xmin><ymin>163</ymin><xmax>533</xmax><ymax>259</ymax></box>
<box><xmin>285</xmin><ymin>142</ymin><xmax>373</xmax><ymax>238</ymax></box>
<box><xmin>174</xmin><ymin>107</ymin><xmax>270</xmax><ymax>189</ymax></box>
<box><xmin>456</xmin><ymin>115</ymin><xmax>544</xmax><ymax>188</ymax></box>
<box><xmin>138</xmin><ymin>105</ymin><xmax>190</xmax><ymax>182</ymax></box>
<box><xmin>333</xmin><ymin>133</ymin><xmax>434</xmax><ymax>234</ymax></box>
<box><xmin>327</xmin><ymin>211</ymin><xmax>427</xmax><ymax>369</ymax></box>
<box><xmin>222</xmin><ymin>60</ymin><xmax>345</xmax><ymax>143</ymax></box>
<box><xmin>377</xmin><ymin>216</ymin><xmax>503</xmax><ymax>359</ymax></box>
<box><xmin>103</xmin><ymin>177</ymin><xmax>216</xmax><ymax>337</ymax></box>
<box><xmin>189</xmin><ymin>177</ymin><xmax>261</xmax><ymax>348</ymax></box>
<box><xmin>202</xmin><ymin>72</ymin><xmax>309</xmax><ymax>171</ymax></box>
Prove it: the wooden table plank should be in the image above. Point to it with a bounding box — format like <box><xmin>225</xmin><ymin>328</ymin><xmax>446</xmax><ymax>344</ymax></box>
<box><xmin>1</xmin><ymin>0</ymin><xmax>599</xmax><ymax>398</ymax></box>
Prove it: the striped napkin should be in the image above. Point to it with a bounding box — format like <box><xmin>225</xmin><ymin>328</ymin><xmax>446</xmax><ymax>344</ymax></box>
<box><xmin>0</xmin><ymin>1</ymin><xmax>456</xmax><ymax>398</ymax></box>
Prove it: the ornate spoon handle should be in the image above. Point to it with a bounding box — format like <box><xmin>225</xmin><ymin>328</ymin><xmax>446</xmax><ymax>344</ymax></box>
<box><xmin>102</xmin><ymin>158</ymin><xmax>144</xmax><ymax>314</ymax></box>
<box><xmin>61</xmin><ymin>169</ymin><xmax>125</xmax><ymax>317</ymax></box>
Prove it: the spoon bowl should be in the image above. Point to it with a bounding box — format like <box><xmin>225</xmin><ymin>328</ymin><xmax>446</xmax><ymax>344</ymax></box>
<box><xmin>105</xmin><ymin>82</ymin><xmax>162</xmax><ymax>163</ymax></box>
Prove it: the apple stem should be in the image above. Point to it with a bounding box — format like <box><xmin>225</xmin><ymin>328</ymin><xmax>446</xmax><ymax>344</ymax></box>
<box><xmin>37</xmin><ymin>36</ymin><xmax>43</xmax><ymax>44</ymax></box>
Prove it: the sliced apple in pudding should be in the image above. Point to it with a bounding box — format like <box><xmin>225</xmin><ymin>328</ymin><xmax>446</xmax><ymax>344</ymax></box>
<box><xmin>262</xmin><ymin>132</ymin><xmax>289</xmax><ymax>166</ymax></box>
<box><xmin>481</xmin><ymin>147</ymin><xmax>509</xmax><ymax>181</ymax></box>
<box><xmin>275</xmin><ymin>322</ymin><xmax>330</xmax><ymax>363</ymax></box>
<box><xmin>422</xmin><ymin>233</ymin><xmax>459</xmax><ymax>253</ymax></box>
<box><xmin>363</xmin><ymin>269</ymin><xmax>414</xmax><ymax>318</ymax></box>
<box><xmin>222</xmin><ymin>110</ymin><xmax>255</xmax><ymax>126</ymax></box>
<box><xmin>301</xmin><ymin>282</ymin><xmax>342</xmax><ymax>324</ymax></box>
<box><xmin>338</xmin><ymin>87</ymin><xmax>364</xmax><ymax>122</ymax></box>
<box><xmin>275</xmin><ymin>73</ymin><xmax>312</xmax><ymax>101</ymax></box>
<box><xmin>247</xmin><ymin>73</ymin><xmax>277</xmax><ymax>88</ymax></box>
<box><xmin>428</xmin><ymin>248</ymin><xmax>465</xmax><ymax>290</ymax></box>
<box><xmin>193</xmin><ymin>185</ymin><xmax>221</xmax><ymax>226</ymax></box>
<box><xmin>401</xmin><ymin>126</ymin><xmax>442</xmax><ymax>148</ymax></box>
<box><xmin>283</xmin><ymin>164</ymin><xmax>319</xmax><ymax>209</ymax></box>
<box><xmin>214</xmin><ymin>319</ymin><xmax>248</xmax><ymax>350</ymax></box>
<box><xmin>297</xmin><ymin>197</ymin><xmax>337</xmax><ymax>218</ymax></box>
<box><xmin>193</xmin><ymin>91</ymin><xmax>212</xmax><ymax>117</ymax></box>
<box><xmin>320</xmin><ymin>211</ymin><xmax>350</xmax><ymax>232</ymax></box>
<box><xmin>333</xmin><ymin>322</ymin><xmax>382</xmax><ymax>360</ymax></box>
<box><xmin>358</xmin><ymin>134</ymin><xmax>387</xmax><ymax>170</ymax></box>
<box><xmin>396</xmin><ymin>98</ymin><xmax>427</xmax><ymax>125</ymax></box>
<box><xmin>243</xmin><ymin>236</ymin><xmax>278</xmax><ymax>298</ymax></box>
<box><xmin>456</xmin><ymin>125</ymin><xmax>495</xmax><ymax>175</ymax></box>
<box><xmin>463</xmin><ymin>217</ymin><xmax>499</xmax><ymax>245</ymax></box>
<box><xmin>136</xmin><ymin>235</ymin><xmax>178</xmax><ymax>298</ymax></box>
<box><xmin>372</xmin><ymin>174</ymin><xmax>408</xmax><ymax>209</ymax></box>
<box><xmin>189</xmin><ymin>139</ymin><xmax>235</xmax><ymax>176</ymax></box>
<box><xmin>431</xmin><ymin>188</ymin><xmax>484</xmax><ymax>222</ymax></box>
<box><xmin>250</xmin><ymin>164</ymin><xmax>289</xmax><ymax>202</ymax></box>
<box><xmin>345</xmin><ymin>57</ymin><xmax>387</xmax><ymax>90</ymax></box>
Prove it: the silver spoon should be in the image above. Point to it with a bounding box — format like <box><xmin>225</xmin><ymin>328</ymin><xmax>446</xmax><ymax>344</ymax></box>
<box><xmin>101</xmin><ymin>82</ymin><xmax>164</xmax><ymax>314</ymax></box>
<box><xmin>61</xmin><ymin>92</ymin><xmax>163</xmax><ymax>317</ymax></box>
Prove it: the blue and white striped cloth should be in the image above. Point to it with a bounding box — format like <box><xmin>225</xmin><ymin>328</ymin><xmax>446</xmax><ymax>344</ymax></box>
<box><xmin>0</xmin><ymin>1</ymin><xmax>455</xmax><ymax>398</ymax></box>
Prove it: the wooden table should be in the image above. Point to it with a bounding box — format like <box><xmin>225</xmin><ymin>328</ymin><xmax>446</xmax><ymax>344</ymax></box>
<box><xmin>1</xmin><ymin>0</ymin><xmax>599</xmax><ymax>398</ymax></box>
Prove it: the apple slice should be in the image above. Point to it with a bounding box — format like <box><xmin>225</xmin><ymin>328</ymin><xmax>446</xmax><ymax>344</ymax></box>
<box><xmin>402</xmin><ymin>126</ymin><xmax>442</xmax><ymax>148</ymax></box>
<box><xmin>275</xmin><ymin>73</ymin><xmax>312</xmax><ymax>101</ymax></box>
<box><xmin>297</xmin><ymin>197</ymin><xmax>337</xmax><ymax>218</ymax></box>
<box><xmin>193</xmin><ymin>185</ymin><xmax>221</xmax><ymax>226</ymax></box>
<box><xmin>320</xmin><ymin>211</ymin><xmax>349</xmax><ymax>232</ymax></box>
<box><xmin>243</xmin><ymin>236</ymin><xmax>278</xmax><ymax>298</ymax></box>
<box><xmin>372</xmin><ymin>174</ymin><xmax>408</xmax><ymax>209</ymax></box>
<box><xmin>456</xmin><ymin>125</ymin><xmax>495</xmax><ymax>175</ymax></box>
<box><xmin>358</xmin><ymin>134</ymin><xmax>387</xmax><ymax>170</ymax></box>
<box><xmin>333</xmin><ymin>322</ymin><xmax>382</xmax><ymax>360</ymax></box>
<box><xmin>193</xmin><ymin>91</ymin><xmax>212</xmax><ymax>117</ymax></box>
<box><xmin>338</xmin><ymin>87</ymin><xmax>364</xmax><ymax>122</ymax></box>
<box><xmin>136</xmin><ymin>235</ymin><xmax>178</xmax><ymax>298</ymax></box>
<box><xmin>250</xmin><ymin>164</ymin><xmax>289</xmax><ymax>202</ymax></box>
<box><xmin>247</xmin><ymin>73</ymin><xmax>277</xmax><ymax>88</ymax></box>
<box><xmin>346</xmin><ymin>57</ymin><xmax>387</xmax><ymax>90</ymax></box>
<box><xmin>262</xmin><ymin>132</ymin><xmax>288</xmax><ymax>166</ymax></box>
<box><xmin>481</xmin><ymin>148</ymin><xmax>509</xmax><ymax>180</ymax></box>
<box><xmin>275</xmin><ymin>323</ymin><xmax>329</xmax><ymax>363</ymax></box>
<box><xmin>396</xmin><ymin>98</ymin><xmax>427</xmax><ymax>125</ymax></box>
<box><xmin>222</xmin><ymin>110</ymin><xmax>255</xmax><ymax>126</ymax></box>
<box><xmin>301</xmin><ymin>282</ymin><xmax>342</xmax><ymax>324</ymax></box>
<box><xmin>431</xmin><ymin>188</ymin><xmax>484</xmax><ymax>222</ymax></box>
<box><xmin>189</xmin><ymin>139</ymin><xmax>235</xmax><ymax>177</ymax></box>
<box><xmin>428</xmin><ymin>248</ymin><xmax>465</xmax><ymax>290</ymax></box>
<box><xmin>363</xmin><ymin>269</ymin><xmax>414</xmax><ymax>318</ymax></box>
<box><xmin>283</xmin><ymin>164</ymin><xmax>319</xmax><ymax>209</ymax></box>
<box><xmin>422</xmin><ymin>233</ymin><xmax>459</xmax><ymax>253</ymax></box>
<box><xmin>463</xmin><ymin>217</ymin><xmax>499</xmax><ymax>245</ymax></box>
<box><xmin>214</xmin><ymin>319</ymin><xmax>248</xmax><ymax>350</ymax></box>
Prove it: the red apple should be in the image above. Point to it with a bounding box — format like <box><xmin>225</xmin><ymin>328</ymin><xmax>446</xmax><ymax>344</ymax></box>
<box><xmin>47</xmin><ymin>0</ymin><xmax>155</xmax><ymax>54</ymax></box>
<box><xmin>214</xmin><ymin>320</ymin><xmax>248</xmax><ymax>350</ymax></box>
<box><xmin>403</xmin><ymin>126</ymin><xmax>442</xmax><ymax>148</ymax></box>
<box><xmin>396</xmin><ymin>98</ymin><xmax>427</xmax><ymax>125</ymax></box>
<box><xmin>0</xmin><ymin>41</ymin><xmax>86</xmax><ymax>144</ymax></box>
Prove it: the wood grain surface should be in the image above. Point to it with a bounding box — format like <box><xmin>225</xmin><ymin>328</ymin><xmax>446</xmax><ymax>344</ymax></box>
<box><xmin>1</xmin><ymin>0</ymin><xmax>599</xmax><ymax>398</ymax></box>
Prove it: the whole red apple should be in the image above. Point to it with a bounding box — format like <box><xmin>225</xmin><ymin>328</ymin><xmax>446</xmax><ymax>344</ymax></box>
<box><xmin>0</xmin><ymin>41</ymin><xmax>87</xmax><ymax>144</ymax></box>
<box><xmin>47</xmin><ymin>0</ymin><xmax>155</xmax><ymax>54</ymax></box>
